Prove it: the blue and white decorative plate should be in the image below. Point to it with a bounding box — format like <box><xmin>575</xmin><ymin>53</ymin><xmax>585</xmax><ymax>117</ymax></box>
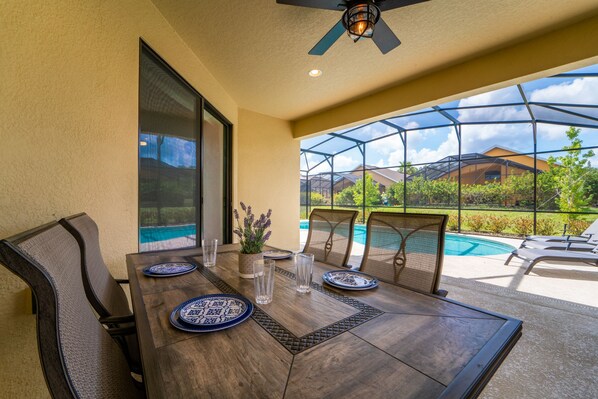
<box><xmin>142</xmin><ymin>262</ymin><xmax>196</xmax><ymax>277</ymax></box>
<box><xmin>263</xmin><ymin>250</ymin><xmax>294</xmax><ymax>260</ymax></box>
<box><xmin>170</xmin><ymin>294</ymin><xmax>253</xmax><ymax>333</ymax></box>
<box><xmin>179</xmin><ymin>295</ymin><xmax>248</xmax><ymax>326</ymax></box>
<box><xmin>322</xmin><ymin>270</ymin><xmax>379</xmax><ymax>291</ymax></box>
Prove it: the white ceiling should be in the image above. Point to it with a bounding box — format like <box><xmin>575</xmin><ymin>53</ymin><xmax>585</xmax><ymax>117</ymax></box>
<box><xmin>150</xmin><ymin>0</ymin><xmax>598</xmax><ymax>120</ymax></box>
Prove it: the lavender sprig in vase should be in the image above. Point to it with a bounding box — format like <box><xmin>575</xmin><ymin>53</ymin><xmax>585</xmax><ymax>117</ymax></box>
<box><xmin>234</xmin><ymin>202</ymin><xmax>272</xmax><ymax>278</ymax></box>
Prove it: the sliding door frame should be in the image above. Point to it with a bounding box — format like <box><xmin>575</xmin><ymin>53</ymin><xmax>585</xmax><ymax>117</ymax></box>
<box><xmin>138</xmin><ymin>40</ymin><xmax>233</xmax><ymax>250</ymax></box>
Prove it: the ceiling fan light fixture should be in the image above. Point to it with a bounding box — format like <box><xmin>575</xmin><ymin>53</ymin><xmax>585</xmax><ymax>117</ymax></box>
<box><xmin>342</xmin><ymin>2</ymin><xmax>380</xmax><ymax>42</ymax></box>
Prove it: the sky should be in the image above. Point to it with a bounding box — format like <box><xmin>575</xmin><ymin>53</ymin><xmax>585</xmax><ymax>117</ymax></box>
<box><xmin>302</xmin><ymin>64</ymin><xmax>598</xmax><ymax>175</ymax></box>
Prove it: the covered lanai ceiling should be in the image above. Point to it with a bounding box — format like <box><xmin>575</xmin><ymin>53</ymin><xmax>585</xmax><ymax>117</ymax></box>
<box><xmin>151</xmin><ymin>0</ymin><xmax>598</xmax><ymax>121</ymax></box>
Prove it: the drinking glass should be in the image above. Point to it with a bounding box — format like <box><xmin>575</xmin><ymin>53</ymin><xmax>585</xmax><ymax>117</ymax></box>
<box><xmin>295</xmin><ymin>253</ymin><xmax>314</xmax><ymax>293</ymax></box>
<box><xmin>253</xmin><ymin>259</ymin><xmax>275</xmax><ymax>304</ymax></box>
<box><xmin>202</xmin><ymin>239</ymin><xmax>218</xmax><ymax>267</ymax></box>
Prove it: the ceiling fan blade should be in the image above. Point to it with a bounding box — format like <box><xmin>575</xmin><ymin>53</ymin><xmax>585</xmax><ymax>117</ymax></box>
<box><xmin>276</xmin><ymin>0</ymin><xmax>346</xmax><ymax>11</ymax></box>
<box><xmin>309</xmin><ymin>20</ymin><xmax>345</xmax><ymax>56</ymax></box>
<box><xmin>372</xmin><ymin>17</ymin><xmax>401</xmax><ymax>54</ymax></box>
<box><xmin>376</xmin><ymin>0</ymin><xmax>428</xmax><ymax>12</ymax></box>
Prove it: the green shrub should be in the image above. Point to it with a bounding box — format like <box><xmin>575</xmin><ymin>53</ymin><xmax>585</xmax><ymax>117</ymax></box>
<box><xmin>536</xmin><ymin>218</ymin><xmax>559</xmax><ymax>235</ymax></box>
<box><xmin>487</xmin><ymin>215</ymin><xmax>509</xmax><ymax>234</ymax></box>
<box><xmin>512</xmin><ymin>217</ymin><xmax>533</xmax><ymax>236</ymax></box>
<box><xmin>309</xmin><ymin>192</ymin><xmax>328</xmax><ymax>206</ymax></box>
<box><xmin>334</xmin><ymin>186</ymin><xmax>355</xmax><ymax>205</ymax></box>
<box><xmin>567</xmin><ymin>219</ymin><xmax>590</xmax><ymax>235</ymax></box>
<box><xmin>447</xmin><ymin>214</ymin><xmax>459</xmax><ymax>231</ymax></box>
<box><xmin>140</xmin><ymin>208</ymin><xmax>158</xmax><ymax>226</ymax></box>
<box><xmin>140</xmin><ymin>207</ymin><xmax>195</xmax><ymax>227</ymax></box>
<box><xmin>464</xmin><ymin>214</ymin><xmax>487</xmax><ymax>232</ymax></box>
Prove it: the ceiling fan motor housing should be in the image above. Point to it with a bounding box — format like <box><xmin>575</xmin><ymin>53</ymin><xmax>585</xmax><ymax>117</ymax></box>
<box><xmin>342</xmin><ymin>1</ymin><xmax>381</xmax><ymax>42</ymax></box>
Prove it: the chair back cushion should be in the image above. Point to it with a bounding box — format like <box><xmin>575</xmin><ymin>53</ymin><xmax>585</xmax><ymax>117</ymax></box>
<box><xmin>303</xmin><ymin>209</ymin><xmax>358</xmax><ymax>267</ymax></box>
<box><xmin>0</xmin><ymin>223</ymin><xmax>141</xmax><ymax>399</ymax></box>
<box><xmin>60</xmin><ymin>213</ymin><xmax>131</xmax><ymax>318</ymax></box>
<box><xmin>360</xmin><ymin>212</ymin><xmax>448</xmax><ymax>294</ymax></box>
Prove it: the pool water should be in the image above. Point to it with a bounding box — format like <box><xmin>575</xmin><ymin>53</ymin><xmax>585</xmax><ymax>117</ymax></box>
<box><xmin>140</xmin><ymin>224</ymin><xmax>196</xmax><ymax>244</ymax></box>
<box><xmin>300</xmin><ymin>221</ymin><xmax>514</xmax><ymax>256</ymax></box>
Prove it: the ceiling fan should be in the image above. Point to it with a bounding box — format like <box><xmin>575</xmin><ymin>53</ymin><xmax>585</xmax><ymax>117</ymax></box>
<box><xmin>277</xmin><ymin>0</ymin><xmax>428</xmax><ymax>55</ymax></box>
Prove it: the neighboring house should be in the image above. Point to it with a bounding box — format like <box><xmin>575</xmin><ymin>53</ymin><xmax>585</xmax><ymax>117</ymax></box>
<box><xmin>302</xmin><ymin>165</ymin><xmax>405</xmax><ymax>200</ymax></box>
<box><xmin>348</xmin><ymin>165</ymin><xmax>405</xmax><ymax>192</ymax></box>
<box><xmin>411</xmin><ymin>146</ymin><xmax>550</xmax><ymax>184</ymax></box>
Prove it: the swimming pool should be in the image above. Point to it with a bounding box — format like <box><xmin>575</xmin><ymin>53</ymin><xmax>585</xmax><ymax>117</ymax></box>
<box><xmin>299</xmin><ymin>221</ymin><xmax>514</xmax><ymax>256</ymax></box>
<box><xmin>140</xmin><ymin>224</ymin><xmax>196</xmax><ymax>244</ymax></box>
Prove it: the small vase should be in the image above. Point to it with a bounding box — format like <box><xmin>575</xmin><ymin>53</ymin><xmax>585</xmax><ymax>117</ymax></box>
<box><xmin>238</xmin><ymin>252</ymin><xmax>263</xmax><ymax>279</ymax></box>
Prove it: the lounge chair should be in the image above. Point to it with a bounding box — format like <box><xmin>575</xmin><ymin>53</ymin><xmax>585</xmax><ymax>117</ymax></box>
<box><xmin>526</xmin><ymin>218</ymin><xmax>598</xmax><ymax>243</ymax></box>
<box><xmin>505</xmin><ymin>245</ymin><xmax>598</xmax><ymax>275</ymax></box>
<box><xmin>520</xmin><ymin>238</ymin><xmax>598</xmax><ymax>252</ymax></box>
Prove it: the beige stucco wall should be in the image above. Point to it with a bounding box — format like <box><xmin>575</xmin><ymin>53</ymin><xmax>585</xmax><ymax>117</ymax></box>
<box><xmin>237</xmin><ymin>109</ymin><xmax>300</xmax><ymax>251</ymax></box>
<box><xmin>0</xmin><ymin>1</ymin><xmax>239</xmax><ymax>397</ymax></box>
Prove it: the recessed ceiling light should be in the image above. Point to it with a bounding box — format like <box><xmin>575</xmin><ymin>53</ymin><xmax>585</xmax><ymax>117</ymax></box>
<box><xmin>308</xmin><ymin>69</ymin><xmax>322</xmax><ymax>78</ymax></box>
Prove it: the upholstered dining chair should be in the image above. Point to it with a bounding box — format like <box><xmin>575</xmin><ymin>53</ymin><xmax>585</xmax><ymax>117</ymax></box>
<box><xmin>59</xmin><ymin>213</ymin><xmax>141</xmax><ymax>375</ymax></box>
<box><xmin>303</xmin><ymin>209</ymin><xmax>358</xmax><ymax>268</ymax></box>
<box><xmin>359</xmin><ymin>212</ymin><xmax>448</xmax><ymax>296</ymax></box>
<box><xmin>0</xmin><ymin>222</ymin><xmax>144</xmax><ymax>398</ymax></box>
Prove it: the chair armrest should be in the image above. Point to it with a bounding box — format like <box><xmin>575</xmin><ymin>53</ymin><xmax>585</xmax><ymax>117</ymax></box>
<box><xmin>115</xmin><ymin>278</ymin><xmax>129</xmax><ymax>285</ymax></box>
<box><xmin>99</xmin><ymin>314</ymin><xmax>135</xmax><ymax>325</ymax></box>
<box><xmin>106</xmin><ymin>325</ymin><xmax>137</xmax><ymax>337</ymax></box>
<box><xmin>435</xmin><ymin>289</ymin><xmax>448</xmax><ymax>297</ymax></box>
<box><xmin>565</xmin><ymin>235</ymin><xmax>587</xmax><ymax>241</ymax></box>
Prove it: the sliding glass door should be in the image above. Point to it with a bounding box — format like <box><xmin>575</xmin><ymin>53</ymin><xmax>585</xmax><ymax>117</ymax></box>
<box><xmin>139</xmin><ymin>44</ymin><xmax>231</xmax><ymax>252</ymax></box>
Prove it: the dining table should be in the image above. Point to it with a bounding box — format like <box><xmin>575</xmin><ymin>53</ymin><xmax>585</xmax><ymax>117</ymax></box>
<box><xmin>126</xmin><ymin>244</ymin><xmax>522</xmax><ymax>399</ymax></box>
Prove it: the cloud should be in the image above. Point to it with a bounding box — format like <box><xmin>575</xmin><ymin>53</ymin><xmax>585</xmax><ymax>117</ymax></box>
<box><xmin>407</xmin><ymin>131</ymin><xmax>459</xmax><ymax>164</ymax></box>
<box><xmin>459</xmin><ymin>86</ymin><xmax>522</xmax><ymax>107</ymax></box>
<box><xmin>303</xmin><ymin>152</ymin><xmax>360</xmax><ymax>175</ymax></box>
<box><xmin>460</xmin><ymin>123</ymin><xmax>534</xmax><ymax>154</ymax></box>
<box><xmin>529</xmin><ymin>77</ymin><xmax>598</xmax><ymax>104</ymax></box>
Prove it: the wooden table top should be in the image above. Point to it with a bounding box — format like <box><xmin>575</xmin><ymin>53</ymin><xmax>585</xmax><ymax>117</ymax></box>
<box><xmin>126</xmin><ymin>244</ymin><xmax>522</xmax><ymax>399</ymax></box>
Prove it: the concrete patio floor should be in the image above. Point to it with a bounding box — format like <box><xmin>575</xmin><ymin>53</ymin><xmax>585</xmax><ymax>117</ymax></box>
<box><xmin>300</xmin><ymin>231</ymin><xmax>598</xmax><ymax>398</ymax></box>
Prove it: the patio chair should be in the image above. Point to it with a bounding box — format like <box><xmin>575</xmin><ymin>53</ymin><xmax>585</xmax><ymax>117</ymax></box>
<box><xmin>303</xmin><ymin>209</ymin><xmax>358</xmax><ymax>268</ymax></box>
<box><xmin>59</xmin><ymin>213</ymin><xmax>141</xmax><ymax>375</ymax></box>
<box><xmin>359</xmin><ymin>212</ymin><xmax>448</xmax><ymax>296</ymax></box>
<box><xmin>526</xmin><ymin>218</ymin><xmax>598</xmax><ymax>243</ymax></box>
<box><xmin>0</xmin><ymin>222</ymin><xmax>143</xmax><ymax>398</ymax></box>
<box><xmin>504</xmin><ymin>245</ymin><xmax>598</xmax><ymax>275</ymax></box>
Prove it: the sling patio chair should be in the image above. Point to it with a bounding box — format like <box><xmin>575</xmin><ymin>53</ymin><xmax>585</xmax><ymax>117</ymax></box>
<box><xmin>359</xmin><ymin>212</ymin><xmax>448</xmax><ymax>296</ymax></box>
<box><xmin>526</xmin><ymin>218</ymin><xmax>598</xmax><ymax>243</ymax></box>
<box><xmin>505</xmin><ymin>245</ymin><xmax>598</xmax><ymax>275</ymax></box>
<box><xmin>0</xmin><ymin>222</ymin><xmax>144</xmax><ymax>399</ymax></box>
<box><xmin>303</xmin><ymin>209</ymin><xmax>358</xmax><ymax>268</ymax></box>
<box><xmin>59</xmin><ymin>213</ymin><xmax>141</xmax><ymax>375</ymax></box>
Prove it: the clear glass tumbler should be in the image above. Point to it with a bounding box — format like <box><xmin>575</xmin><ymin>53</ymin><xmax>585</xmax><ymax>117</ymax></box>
<box><xmin>253</xmin><ymin>259</ymin><xmax>275</xmax><ymax>304</ymax></box>
<box><xmin>295</xmin><ymin>253</ymin><xmax>314</xmax><ymax>293</ymax></box>
<box><xmin>202</xmin><ymin>239</ymin><xmax>218</xmax><ymax>267</ymax></box>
